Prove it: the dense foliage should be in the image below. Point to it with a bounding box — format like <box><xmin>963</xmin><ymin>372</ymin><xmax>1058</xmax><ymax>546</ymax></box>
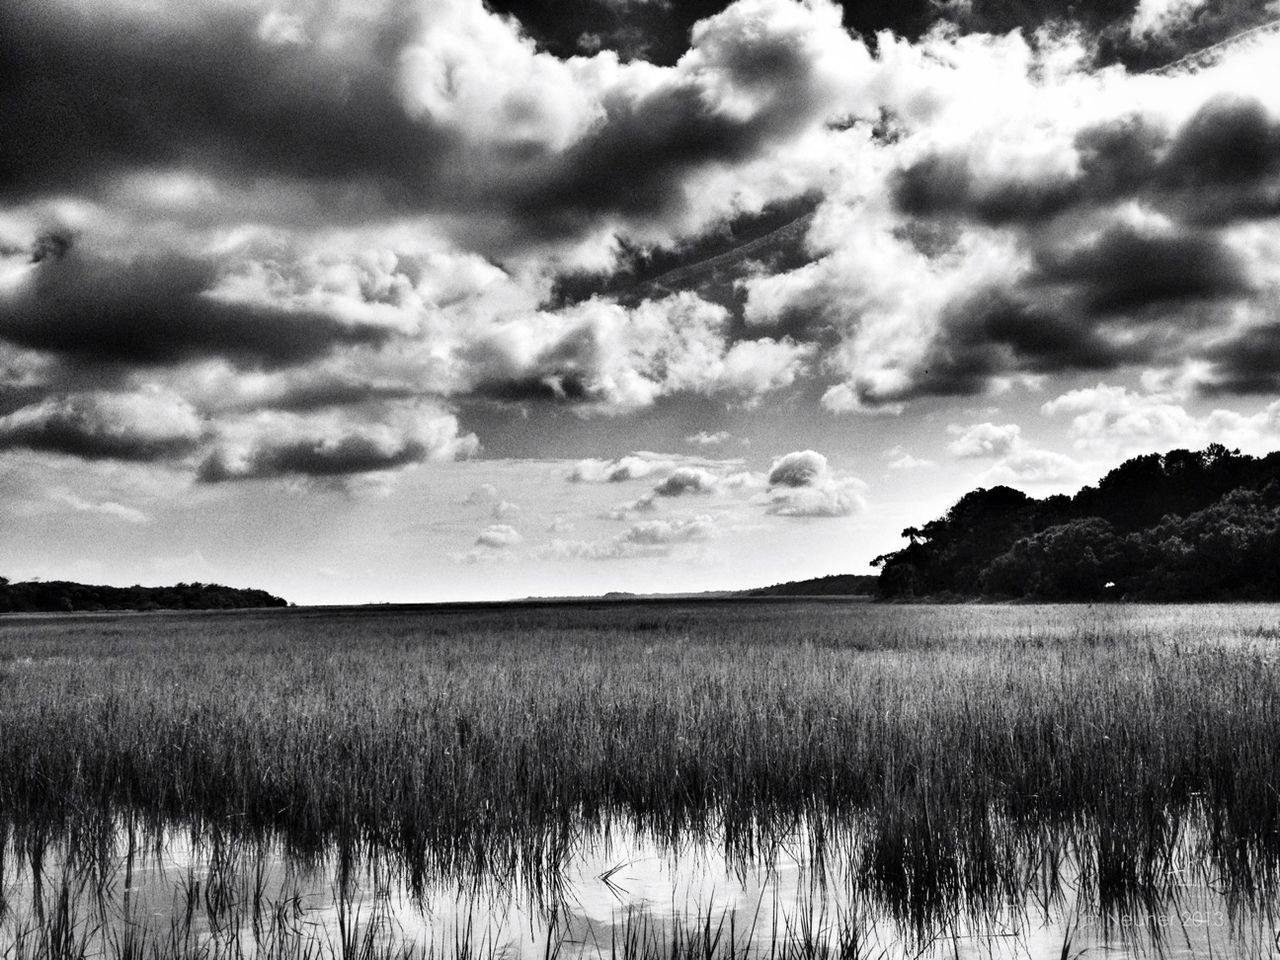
<box><xmin>875</xmin><ymin>444</ymin><xmax>1280</xmax><ymax>599</ymax></box>
<box><xmin>0</xmin><ymin>578</ymin><xmax>288</xmax><ymax>613</ymax></box>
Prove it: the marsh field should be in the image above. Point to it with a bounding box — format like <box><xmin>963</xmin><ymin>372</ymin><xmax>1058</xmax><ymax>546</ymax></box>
<box><xmin>1</xmin><ymin>601</ymin><xmax>1279</xmax><ymax>960</ymax></box>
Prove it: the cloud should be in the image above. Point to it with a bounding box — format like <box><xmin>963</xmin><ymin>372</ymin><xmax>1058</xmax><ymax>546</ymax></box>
<box><xmin>740</xmin><ymin>32</ymin><xmax>1280</xmax><ymax>412</ymax></box>
<box><xmin>947</xmin><ymin>420</ymin><xmax>1078</xmax><ymax>484</ymax></box>
<box><xmin>569</xmin><ymin>453</ymin><xmax>675</xmax><ymax>483</ymax></box>
<box><xmin>601</xmin><ymin>493</ymin><xmax>659</xmax><ymax>519</ymax></box>
<box><xmin>491</xmin><ymin>499</ymin><xmax>521</xmax><ymax>518</ymax></box>
<box><xmin>1042</xmin><ymin>383</ymin><xmax>1280</xmax><ymax>456</ymax></box>
<box><xmin>946</xmin><ymin>422</ymin><xmax>1022</xmax><ymax>458</ymax></box>
<box><xmin>542</xmin><ymin>514</ymin><xmax>715</xmax><ymax>559</ymax></box>
<box><xmin>764</xmin><ymin>449</ymin><xmax>866</xmax><ymax>517</ymax></box>
<box><xmin>884</xmin><ymin>446</ymin><xmax>937</xmax><ymax>470</ymax></box>
<box><xmin>0</xmin><ymin>247</ymin><xmax>396</xmax><ymax>370</ymax></box>
<box><xmin>0</xmin><ymin>1</ymin><xmax>452</xmax><ymax>205</ymax></box>
<box><xmin>198</xmin><ymin>402</ymin><xmax>477</xmax><ymax>482</ymax></box>
<box><xmin>685</xmin><ymin>430</ymin><xmax>731</xmax><ymax>446</ymax></box>
<box><xmin>1196</xmin><ymin>304</ymin><xmax>1280</xmax><ymax>395</ymax></box>
<box><xmin>652</xmin><ymin>466</ymin><xmax>719</xmax><ymax>496</ymax></box>
<box><xmin>475</xmin><ymin>524</ymin><xmax>523</xmax><ymax>548</ymax></box>
<box><xmin>1129</xmin><ymin>0</ymin><xmax>1209</xmax><ymax>40</ymax></box>
<box><xmin>468</xmin><ymin>293</ymin><xmax>811</xmax><ymax>414</ymax></box>
<box><xmin>464</xmin><ymin>483</ymin><xmax>499</xmax><ymax>504</ymax></box>
<box><xmin>1033</xmin><ymin>223</ymin><xmax>1253</xmax><ymax>316</ymax></box>
<box><xmin>508</xmin><ymin>0</ymin><xmax>873</xmax><ymax>235</ymax></box>
<box><xmin>1042</xmin><ymin>384</ymin><xmax>1197</xmax><ymax>453</ymax></box>
<box><xmin>985</xmin><ymin>447</ymin><xmax>1079</xmax><ymax>484</ymax></box>
<box><xmin>0</xmin><ymin>391</ymin><xmax>203</xmax><ymax>461</ymax></box>
<box><xmin>51</xmin><ymin>491</ymin><xmax>150</xmax><ymax>524</ymax></box>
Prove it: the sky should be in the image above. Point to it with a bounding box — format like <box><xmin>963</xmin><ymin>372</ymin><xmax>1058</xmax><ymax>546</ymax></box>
<box><xmin>4</xmin><ymin>0</ymin><xmax>1280</xmax><ymax>603</ymax></box>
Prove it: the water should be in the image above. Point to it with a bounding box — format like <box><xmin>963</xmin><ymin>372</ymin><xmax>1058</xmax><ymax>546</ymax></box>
<box><xmin>2</xmin><ymin>819</ymin><xmax>1277</xmax><ymax>959</ymax></box>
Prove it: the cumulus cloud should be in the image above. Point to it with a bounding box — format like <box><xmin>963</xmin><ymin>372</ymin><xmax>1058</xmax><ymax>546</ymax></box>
<box><xmin>686</xmin><ymin>430</ymin><xmax>732</xmax><ymax>445</ymax></box>
<box><xmin>947</xmin><ymin>421</ymin><xmax>1078</xmax><ymax>484</ymax></box>
<box><xmin>542</xmin><ymin>514</ymin><xmax>715</xmax><ymax>559</ymax></box>
<box><xmin>475</xmin><ymin>524</ymin><xmax>523</xmax><ymax>548</ymax></box>
<box><xmin>601</xmin><ymin>493</ymin><xmax>658</xmax><ymax>519</ymax></box>
<box><xmin>1129</xmin><ymin>0</ymin><xmax>1209</xmax><ymax>41</ymax></box>
<box><xmin>946</xmin><ymin>422</ymin><xmax>1022</xmax><ymax>458</ymax></box>
<box><xmin>652</xmin><ymin>466</ymin><xmax>719</xmax><ymax>496</ymax></box>
<box><xmin>0</xmin><ymin>245</ymin><xmax>399</xmax><ymax>370</ymax></box>
<box><xmin>0</xmin><ymin>391</ymin><xmax>203</xmax><ymax>461</ymax></box>
<box><xmin>198</xmin><ymin>402</ymin><xmax>477</xmax><ymax>483</ymax></box>
<box><xmin>738</xmin><ymin>28</ymin><xmax>1280</xmax><ymax>411</ymax></box>
<box><xmin>985</xmin><ymin>447</ymin><xmax>1079</xmax><ymax>484</ymax></box>
<box><xmin>1042</xmin><ymin>383</ymin><xmax>1280</xmax><ymax>456</ymax></box>
<box><xmin>464</xmin><ymin>483</ymin><xmax>499</xmax><ymax>504</ymax></box>
<box><xmin>763</xmin><ymin>449</ymin><xmax>866</xmax><ymax>517</ymax></box>
<box><xmin>884</xmin><ymin>446</ymin><xmax>936</xmax><ymax>470</ymax></box>
<box><xmin>569</xmin><ymin>453</ymin><xmax>675</xmax><ymax>483</ymax></box>
<box><xmin>568</xmin><ymin>450</ymin><xmax>742</xmax><ymax>483</ymax></box>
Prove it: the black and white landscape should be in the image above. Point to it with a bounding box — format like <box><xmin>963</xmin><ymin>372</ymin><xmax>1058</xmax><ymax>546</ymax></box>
<box><xmin>6</xmin><ymin>0</ymin><xmax>1280</xmax><ymax>602</ymax></box>
<box><xmin>4</xmin><ymin>1</ymin><xmax>1280</xmax><ymax>958</ymax></box>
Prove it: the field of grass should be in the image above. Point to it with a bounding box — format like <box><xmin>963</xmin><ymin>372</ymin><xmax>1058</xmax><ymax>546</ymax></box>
<box><xmin>1</xmin><ymin>600</ymin><xmax>1279</xmax><ymax>957</ymax></box>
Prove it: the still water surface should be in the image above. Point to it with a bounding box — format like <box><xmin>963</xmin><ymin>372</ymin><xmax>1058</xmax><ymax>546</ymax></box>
<box><xmin>3</xmin><ymin>821</ymin><xmax>1276</xmax><ymax>959</ymax></box>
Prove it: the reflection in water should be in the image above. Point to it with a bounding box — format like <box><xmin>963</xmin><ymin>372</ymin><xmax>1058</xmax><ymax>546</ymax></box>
<box><xmin>1</xmin><ymin>817</ymin><xmax>1276</xmax><ymax>959</ymax></box>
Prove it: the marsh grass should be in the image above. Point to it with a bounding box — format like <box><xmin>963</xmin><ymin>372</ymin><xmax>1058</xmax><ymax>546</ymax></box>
<box><xmin>1</xmin><ymin>601</ymin><xmax>1279</xmax><ymax>956</ymax></box>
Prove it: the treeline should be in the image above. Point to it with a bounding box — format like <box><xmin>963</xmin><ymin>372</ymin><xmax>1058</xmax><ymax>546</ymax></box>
<box><xmin>0</xmin><ymin>578</ymin><xmax>289</xmax><ymax>613</ymax></box>
<box><xmin>743</xmin><ymin>574</ymin><xmax>879</xmax><ymax>597</ymax></box>
<box><xmin>875</xmin><ymin>444</ymin><xmax>1280</xmax><ymax>600</ymax></box>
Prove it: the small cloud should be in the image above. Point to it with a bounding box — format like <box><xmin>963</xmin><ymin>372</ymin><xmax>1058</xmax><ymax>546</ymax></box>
<box><xmin>475</xmin><ymin>524</ymin><xmax>522</xmax><ymax>548</ymax></box>
<box><xmin>764</xmin><ymin>450</ymin><xmax>866</xmax><ymax>518</ymax></box>
<box><xmin>601</xmin><ymin>492</ymin><xmax>658</xmax><ymax>520</ymax></box>
<box><xmin>568</xmin><ymin>453</ymin><xmax>672</xmax><ymax>483</ymax></box>
<box><xmin>52</xmin><ymin>491</ymin><xmax>150</xmax><ymax>524</ymax></box>
<box><xmin>884</xmin><ymin>446</ymin><xmax>937</xmax><ymax>470</ymax></box>
<box><xmin>946</xmin><ymin>423</ymin><xmax>1021</xmax><ymax>459</ymax></box>
<box><xmin>949</xmin><ymin>420</ymin><xmax>1079</xmax><ymax>485</ymax></box>
<box><xmin>547</xmin><ymin>516</ymin><xmax>576</xmax><ymax>533</ymax></box>
<box><xmin>652</xmin><ymin>467</ymin><xmax>718</xmax><ymax>497</ymax></box>
<box><xmin>622</xmin><ymin>515</ymin><xmax>715</xmax><ymax>546</ymax></box>
<box><xmin>257</xmin><ymin>10</ymin><xmax>309</xmax><ymax>46</ymax></box>
<box><xmin>464</xmin><ymin>483</ymin><xmax>499</xmax><ymax>504</ymax></box>
<box><xmin>685</xmin><ymin>430</ymin><xmax>732</xmax><ymax>447</ymax></box>
<box><xmin>987</xmin><ymin>448</ymin><xmax>1079</xmax><ymax>484</ymax></box>
<box><xmin>539</xmin><ymin>515</ymin><xmax>715</xmax><ymax>561</ymax></box>
<box><xmin>767</xmin><ymin>450</ymin><xmax>828</xmax><ymax>488</ymax></box>
<box><xmin>491</xmin><ymin>499</ymin><xmax>520</xmax><ymax>519</ymax></box>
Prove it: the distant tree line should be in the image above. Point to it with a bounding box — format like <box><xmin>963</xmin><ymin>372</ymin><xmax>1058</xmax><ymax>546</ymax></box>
<box><xmin>0</xmin><ymin>578</ymin><xmax>288</xmax><ymax>613</ymax></box>
<box><xmin>744</xmin><ymin>574</ymin><xmax>880</xmax><ymax>597</ymax></box>
<box><xmin>874</xmin><ymin>444</ymin><xmax>1280</xmax><ymax>600</ymax></box>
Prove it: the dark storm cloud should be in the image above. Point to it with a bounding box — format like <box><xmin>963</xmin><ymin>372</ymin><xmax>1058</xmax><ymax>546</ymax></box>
<box><xmin>1034</xmin><ymin>224</ymin><xmax>1253</xmax><ymax>315</ymax></box>
<box><xmin>890</xmin><ymin>290</ymin><xmax>1143</xmax><ymax>402</ymax></box>
<box><xmin>256</xmin><ymin>379</ymin><xmax>422</xmax><ymax>413</ymax></box>
<box><xmin>1198</xmin><ymin>323</ymin><xmax>1280</xmax><ymax>395</ymax></box>
<box><xmin>863</xmin><ymin>222</ymin><xmax>1251</xmax><ymax>406</ymax></box>
<box><xmin>1157</xmin><ymin>95</ymin><xmax>1280</xmax><ymax>223</ymax></box>
<box><xmin>0</xmin><ymin>248</ymin><xmax>396</xmax><ymax>369</ymax></box>
<box><xmin>473</xmin><ymin>374</ymin><xmax>593</xmax><ymax>404</ymax></box>
<box><xmin>892</xmin><ymin>154</ymin><xmax>1080</xmax><ymax>226</ymax></box>
<box><xmin>514</xmin><ymin>24</ymin><xmax>834</xmax><ymax>233</ymax></box>
<box><xmin>198</xmin><ymin>434</ymin><xmax>429</xmax><ymax>482</ymax></box>
<box><xmin>0</xmin><ymin>2</ymin><xmax>452</xmax><ymax>204</ymax></box>
<box><xmin>893</xmin><ymin>97</ymin><xmax>1280</xmax><ymax>229</ymax></box>
<box><xmin>0</xmin><ymin>394</ymin><xmax>203</xmax><ymax>461</ymax></box>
